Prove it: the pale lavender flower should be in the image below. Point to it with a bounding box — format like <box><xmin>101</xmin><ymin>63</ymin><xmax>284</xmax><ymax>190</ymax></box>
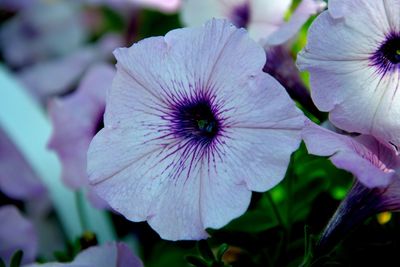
<box><xmin>181</xmin><ymin>0</ymin><xmax>325</xmax><ymax>44</ymax></box>
<box><xmin>0</xmin><ymin>205</ymin><xmax>38</xmax><ymax>265</ymax></box>
<box><xmin>297</xmin><ymin>0</ymin><xmax>400</xmax><ymax>150</ymax></box>
<box><xmin>0</xmin><ymin>1</ymin><xmax>88</xmax><ymax>67</ymax></box>
<box><xmin>48</xmin><ymin>63</ymin><xmax>114</xmax><ymax>189</ymax></box>
<box><xmin>0</xmin><ymin>127</ymin><xmax>46</xmax><ymax>201</ymax></box>
<box><xmin>87</xmin><ymin>19</ymin><xmax>305</xmax><ymax>240</ymax></box>
<box><xmin>24</xmin><ymin>242</ymin><xmax>143</xmax><ymax>267</ymax></box>
<box><xmin>48</xmin><ymin>64</ymin><xmax>115</xmax><ymax>208</ymax></box>
<box><xmin>302</xmin><ymin>121</ymin><xmax>400</xmax><ymax>253</ymax></box>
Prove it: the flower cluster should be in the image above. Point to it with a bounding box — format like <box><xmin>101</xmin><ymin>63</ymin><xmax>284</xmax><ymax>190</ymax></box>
<box><xmin>1</xmin><ymin>0</ymin><xmax>400</xmax><ymax>266</ymax></box>
<box><xmin>298</xmin><ymin>0</ymin><xmax>400</xmax><ymax>256</ymax></box>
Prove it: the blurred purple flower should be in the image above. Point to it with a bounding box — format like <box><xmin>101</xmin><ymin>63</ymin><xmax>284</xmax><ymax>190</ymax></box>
<box><xmin>0</xmin><ymin>127</ymin><xmax>46</xmax><ymax>201</ymax></box>
<box><xmin>24</xmin><ymin>242</ymin><xmax>143</xmax><ymax>267</ymax></box>
<box><xmin>297</xmin><ymin>0</ymin><xmax>400</xmax><ymax>150</ymax></box>
<box><xmin>0</xmin><ymin>1</ymin><xmax>88</xmax><ymax>68</ymax></box>
<box><xmin>265</xmin><ymin>0</ymin><xmax>325</xmax><ymax>46</ymax></box>
<box><xmin>0</xmin><ymin>0</ymin><xmax>36</xmax><ymax>11</ymax></box>
<box><xmin>48</xmin><ymin>64</ymin><xmax>115</xmax><ymax>208</ymax></box>
<box><xmin>48</xmin><ymin>64</ymin><xmax>113</xmax><ymax>188</ymax></box>
<box><xmin>87</xmin><ymin>19</ymin><xmax>305</xmax><ymax>240</ymax></box>
<box><xmin>18</xmin><ymin>34</ymin><xmax>122</xmax><ymax>103</ymax></box>
<box><xmin>181</xmin><ymin>0</ymin><xmax>325</xmax><ymax>44</ymax></box>
<box><xmin>0</xmin><ymin>205</ymin><xmax>38</xmax><ymax>265</ymax></box>
<box><xmin>302</xmin><ymin>121</ymin><xmax>400</xmax><ymax>253</ymax></box>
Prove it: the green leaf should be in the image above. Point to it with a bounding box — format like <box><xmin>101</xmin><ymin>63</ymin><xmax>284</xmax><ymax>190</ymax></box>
<box><xmin>216</xmin><ymin>244</ymin><xmax>229</xmax><ymax>262</ymax></box>
<box><xmin>0</xmin><ymin>258</ymin><xmax>6</xmax><ymax>267</ymax></box>
<box><xmin>147</xmin><ymin>243</ymin><xmax>194</xmax><ymax>267</ymax></box>
<box><xmin>223</xmin><ymin>210</ymin><xmax>278</xmax><ymax>233</ymax></box>
<box><xmin>198</xmin><ymin>240</ymin><xmax>215</xmax><ymax>262</ymax></box>
<box><xmin>10</xmin><ymin>250</ymin><xmax>23</xmax><ymax>267</ymax></box>
<box><xmin>185</xmin><ymin>255</ymin><xmax>209</xmax><ymax>267</ymax></box>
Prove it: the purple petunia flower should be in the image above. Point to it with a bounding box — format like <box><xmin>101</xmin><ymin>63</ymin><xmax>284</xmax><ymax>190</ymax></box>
<box><xmin>181</xmin><ymin>0</ymin><xmax>325</xmax><ymax>44</ymax></box>
<box><xmin>297</xmin><ymin>0</ymin><xmax>400</xmax><ymax>150</ymax></box>
<box><xmin>302</xmin><ymin>121</ymin><xmax>400</xmax><ymax>253</ymax></box>
<box><xmin>48</xmin><ymin>64</ymin><xmax>115</xmax><ymax>208</ymax></box>
<box><xmin>48</xmin><ymin>64</ymin><xmax>114</xmax><ymax>189</ymax></box>
<box><xmin>0</xmin><ymin>205</ymin><xmax>38</xmax><ymax>265</ymax></box>
<box><xmin>87</xmin><ymin>19</ymin><xmax>305</xmax><ymax>240</ymax></box>
<box><xmin>24</xmin><ymin>242</ymin><xmax>143</xmax><ymax>267</ymax></box>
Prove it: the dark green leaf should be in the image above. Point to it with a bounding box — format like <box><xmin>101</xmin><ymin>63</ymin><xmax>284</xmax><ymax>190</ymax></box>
<box><xmin>216</xmin><ymin>244</ymin><xmax>229</xmax><ymax>262</ymax></box>
<box><xmin>198</xmin><ymin>240</ymin><xmax>215</xmax><ymax>262</ymax></box>
<box><xmin>10</xmin><ymin>250</ymin><xmax>23</xmax><ymax>267</ymax></box>
<box><xmin>185</xmin><ymin>255</ymin><xmax>209</xmax><ymax>267</ymax></box>
<box><xmin>0</xmin><ymin>258</ymin><xmax>6</xmax><ymax>267</ymax></box>
<box><xmin>223</xmin><ymin>210</ymin><xmax>278</xmax><ymax>233</ymax></box>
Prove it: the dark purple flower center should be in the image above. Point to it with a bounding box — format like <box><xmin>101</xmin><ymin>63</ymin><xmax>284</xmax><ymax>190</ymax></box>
<box><xmin>370</xmin><ymin>32</ymin><xmax>400</xmax><ymax>74</ymax></box>
<box><xmin>175</xmin><ymin>99</ymin><xmax>220</xmax><ymax>142</ymax></box>
<box><xmin>381</xmin><ymin>37</ymin><xmax>400</xmax><ymax>64</ymax></box>
<box><xmin>230</xmin><ymin>2</ymin><xmax>250</xmax><ymax>28</ymax></box>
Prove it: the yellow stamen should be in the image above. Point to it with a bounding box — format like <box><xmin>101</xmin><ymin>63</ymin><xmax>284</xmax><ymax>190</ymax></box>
<box><xmin>377</xmin><ymin>212</ymin><xmax>392</xmax><ymax>225</ymax></box>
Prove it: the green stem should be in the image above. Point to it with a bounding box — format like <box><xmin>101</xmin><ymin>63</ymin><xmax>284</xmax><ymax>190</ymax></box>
<box><xmin>266</xmin><ymin>192</ymin><xmax>285</xmax><ymax>228</ymax></box>
<box><xmin>75</xmin><ymin>191</ymin><xmax>88</xmax><ymax>232</ymax></box>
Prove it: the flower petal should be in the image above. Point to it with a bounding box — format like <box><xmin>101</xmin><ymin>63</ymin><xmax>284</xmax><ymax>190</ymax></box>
<box><xmin>246</xmin><ymin>0</ymin><xmax>291</xmax><ymax>39</ymax></box>
<box><xmin>265</xmin><ymin>0</ymin><xmax>326</xmax><ymax>46</ymax></box>
<box><xmin>19</xmin><ymin>34</ymin><xmax>121</xmax><ymax>102</ymax></box>
<box><xmin>180</xmin><ymin>0</ymin><xmax>223</xmax><ymax>27</ymax></box>
<box><xmin>0</xmin><ymin>127</ymin><xmax>46</xmax><ymax>200</ymax></box>
<box><xmin>0</xmin><ymin>206</ymin><xmax>37</xmax><ymax>264</ymax></box>
<box><xmin>108</xmin><ymin>19</ymin><xmax>266</xmax><ymax>127</ymax></box>
<box><xmin>302</xmin><ymin>121</ymin><xmax>398</xmax><ymax>188</ymax></box>
<box><xmin>24</xmin><ymin>242</ymin><xmax>143</xmax><ymax>267</ymax></box>
<box><xmin>48</xmin><ymin>64</ymin><xmax>115</xmax><ymax>189</ymax></box>
<box><xmin>297</xmin><ymin>1</ymin><xmax>400</xmax><ymax>148</ymax></box>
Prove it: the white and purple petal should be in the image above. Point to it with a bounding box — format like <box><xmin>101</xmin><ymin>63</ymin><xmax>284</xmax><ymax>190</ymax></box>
<box><xmin>302</xmin><ymin>121</ymin><xmax>400</xmax><ymax>188</ymax></box>
<box><xmin>298</xmin><ymin>0</ymin><xmax>400</xmax><ymax>149</ymax></box>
